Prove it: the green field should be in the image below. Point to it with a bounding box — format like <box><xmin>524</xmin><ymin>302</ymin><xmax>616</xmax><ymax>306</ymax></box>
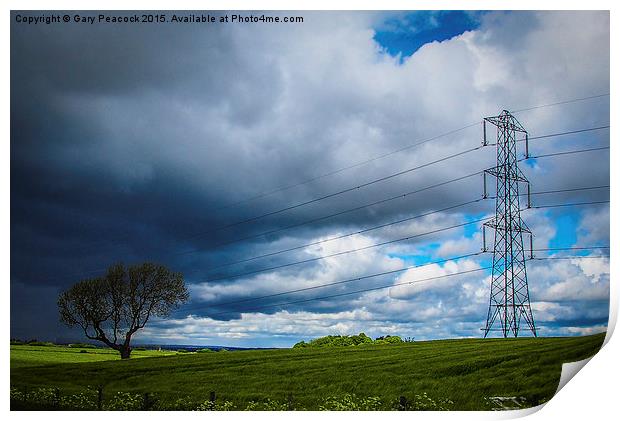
<box><xmin>10</xmin><ymin>345</ymin><xmax>179</xmax><ymax>370</ymax></box>
<box><xmin>10</xmin><ymin>333</ymin><xmax>605</xmax><ymax>410</ymax></box>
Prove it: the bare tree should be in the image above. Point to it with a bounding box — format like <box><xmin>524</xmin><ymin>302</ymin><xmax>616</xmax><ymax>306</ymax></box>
<box><xmin>58</xmin><ymin>262</ymin><xmax>189</xmax><ymax>359</ymax></box>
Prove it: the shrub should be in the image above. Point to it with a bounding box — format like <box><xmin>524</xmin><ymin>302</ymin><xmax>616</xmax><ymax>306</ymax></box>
<box><xmin>353</xmin><ymin>333</ymin><xmax>374</xmax><ymax>345</ymax></box>
<box><xmin>374</xmin><ymin>335</ymin><xmax>404</xmax><ymax>345</ymax></box>
<box><xmin>169</xmin><ymin>396</ymin><xmax>196</xmax><ymax>410</ymax></box>
<box><xmin>27</xmin><ymin>341</ymin><xmax>55</xmax><ymax>347</ymax></box>
<box><xmin>244</xmin><ymin>399</ymin><xmax>289</xmax><ymax>411</ymax></box>
<box><xmin>294</xmin><ymin>333</ymin><xmax>404</xmax><ymax>348</ymax></box>
<box><xmin>176</xmin><ymin>349</ymin><xmax>190</xmax><ymax>353</ymax></box>
<box><xmin>168</xmin><ymin>396</ymin><xmax>235</xmax><ymax>411</ymax></box>
<box><xmin>319</xmin><ymin>394</ymin><xmax>382</xmax><ymax>411</ymax></box>
<box><xmin>298</xmin><ymin>333</ymin><xmax>372</xmax><ymax>348</ymax></box>
<box><xmin>198</xmin><ymin>348</ymin><xmax>214</xmax><ymax>353</ymax></box>
<box><xmin>409</xmin><ymin>393</ymin><xmax>454</xmax><ymax>411</ymax></box>
<box><xmin>60</xmin><ymin>392</ymin><xmax>97</xmax><ymax>409</ymax></box>
<box><xmin>27</xmin><ymin>387</ymin><xmax>58</xmax><ymax>404</ymax></box>
<box><xmin>10</xmin><ymin>387</ymin><xmax>25</xmax><ymax>401</ymax></box>
<box><xmin>104</xmin><ymin>392</ymin><xmax>143</xmax><ymax>410</ymax></box>
<box><xmin>9</xmin><ymin>385</ymin><xmax>457</xmax><ymax>411</ymax></box>
<box><xmin>133</xmin><ymin>347</ymin><xmax>147</xmax><ymax>351</ymax></box>
<box><xmin>197</xmin><ymin>399</ymin><xmax>235</xmax><ymax>411</ymax></box>
<box><xmin>69</xmin><ymin>343</ymin><xmax>98</xmax><ymax>349</ymax></box>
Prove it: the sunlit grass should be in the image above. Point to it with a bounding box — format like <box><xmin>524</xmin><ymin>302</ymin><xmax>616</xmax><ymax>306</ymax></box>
<box><xmin>10</xmin><ymin>333</ymin><xmax>604</xmax><ymax>410</ymax></box>
<box><xmin>10</xmin><ymin>344</ymin><xmax>178</xmax><ymax>369</ymax></box>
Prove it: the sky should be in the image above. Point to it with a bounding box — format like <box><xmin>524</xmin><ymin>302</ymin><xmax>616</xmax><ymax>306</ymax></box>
<box><xmin>10</xmin><ymin>10</ymin><xmax>610</xmax><ymax>347</ymax></box>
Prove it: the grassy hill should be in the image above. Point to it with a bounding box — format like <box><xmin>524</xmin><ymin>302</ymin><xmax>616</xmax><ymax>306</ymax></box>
<box><xmin>10</xmin><ymin>333</ymin><xmax>605</xmax><ymax>410</ymax></box>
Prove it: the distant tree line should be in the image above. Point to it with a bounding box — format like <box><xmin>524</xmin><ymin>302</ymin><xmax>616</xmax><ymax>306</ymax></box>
<box><xmin>293</xmin><ymin>333</ymin><xmax>413</xmax><ymax>348</ymax></box>
<box><xmin>10</xmin><ymin>339</ymin><xmax>56</xmax><ymax>346</ymax></box>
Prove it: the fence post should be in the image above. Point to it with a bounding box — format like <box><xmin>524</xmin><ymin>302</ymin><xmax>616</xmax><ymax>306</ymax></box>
<box><xmin>209</xmin><ymin>391</ymin><xmax>216</xmax><ymax>403</ymax></box>
<box><xmin>97</xmin><ymin>385</ymin><xmax>103</xmax><ymax>410</ymax></box>
<box><xmin>398</xmin><ymin>396</ymin><xmax>408</xmax><ymax>411</ymax></box>
<box><xmin>287</xmin><ymin>393</ymin><xmax>293</xmax><ymax>410</ymax></box>
<box><xmin>54</xmin><ymin>387</ymin><xmax>61</xmax><ymax>408</ymax></box>
<box><xmin>143</xmin><ymin>392</ymin><xmax>151</xmax><ymax>410</ymax></box>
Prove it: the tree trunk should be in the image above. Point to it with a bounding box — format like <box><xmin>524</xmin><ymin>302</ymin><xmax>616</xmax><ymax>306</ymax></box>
<box><xmin>119</xmin><ymin>346</ymin><xmax>132</xmax><ymax>359</ymax></box>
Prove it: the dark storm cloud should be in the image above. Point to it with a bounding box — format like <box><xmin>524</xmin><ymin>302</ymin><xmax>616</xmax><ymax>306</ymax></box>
<box><xmin>12</xmin><ymin>11</ymin><xmax>449</xmax><ymax>331</ymax></box>
<box><xmin>12</xmin><ymin>12</ymin><xmax>235</xmax><ymax>96</ymax></box>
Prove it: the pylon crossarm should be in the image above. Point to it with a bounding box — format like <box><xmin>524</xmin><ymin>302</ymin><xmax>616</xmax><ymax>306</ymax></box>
<box><xmin>483</xmin><ymin>220</ymin><xmax>531</xmax><ymax>233</ymax></box>
<box><xmin>519</xmin><ymin>219</ymin><xmax>532</xmax><ymax>234</ymax></box>
<box><xmin>485</xmin><ymin>166</ymin><xmax>529</xmax><ymax>183</ymax></box>
<box><xmin>516</xmin><ymin>167</ymin><xmax>530</xmax><ymax>182</ymax></box>
<box><xmin>484</xmin><ymin>116</ymin><xmax>527</xmax><ymax>133</ymax></box>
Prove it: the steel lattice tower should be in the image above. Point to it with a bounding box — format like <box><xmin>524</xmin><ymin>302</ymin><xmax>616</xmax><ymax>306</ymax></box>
<box><xmin>482</xmin><ymin>110</ymin><xmax>537</xmax><ymax>338</ymax></box>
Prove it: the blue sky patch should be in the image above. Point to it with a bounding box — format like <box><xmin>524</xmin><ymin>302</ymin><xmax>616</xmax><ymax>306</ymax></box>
<box><xmin>548</xmin><ymin>210</ymin><xmax>578</xmax><ymax>250</ymax></box>
<box><xmin>374</xmin><ymin>11</ymin><xmax>484</xmax><ymax>60</ymax></box>
<box><xmin>389</xmin><ymin>242</ymin><xmax>440</xmax><ymax>265</ymax></box>
<box><xmin>523</xmin><ymin>157</ymin><xmax>538</xmax><ymax>169</ymax></box>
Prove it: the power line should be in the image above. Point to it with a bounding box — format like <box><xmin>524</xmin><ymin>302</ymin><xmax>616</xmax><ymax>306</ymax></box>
<box><xmin>510</xmin><ymin>93</ymin><xmax>609</xmax><ymax>113</ymax></box>
<box><xmin>43</xmin><ymin>185</ymin><xmax>609</xmax><ymax>286</ymax></box>
<box><xmin>529</xmin><ymin>185</ymin><xmax>609</xmax><ymax>196</ymax></box>
<box><xmin>46</xmin><ymin>190</ymin><xmax>610</xmax><ymax>285</ymax></box>
<box><xmin>203</xmin><ymin>184</ymin><xmax>610</xmax><ymax>273</ymax></box>
<box><xmin>529</xmin><ymin>246</ymin><xmax>609</xmax><ymax>252</ymax></box>
<box><xmin>525</xmin><ymin>125</ymin><xmax>610</xmax><ymax>142</ymax></box>
<box><xmin>179</xmin><ymin>246</ymin><xmax>608</xmax><ymax>314</ymax></box>
<box><xmin>174</xmin><ymin>171</ymin><xmax>482</xmax><ymax>257</ymax></box>
<box><xmin>200</xmin><ymin>266</ymin><xmax>490</xmax><ymax>317</ymax></box>
<box><xmin>221</xmin><ymin>90</ymin><xmax>608</xmax><ymax>213</ymax></box>
<box><xmin>209</xmin><ymin>127</ymin><xmax>608</xmax><ymax>241</ymax></box>
<box><xmin>177</xmin><ymin>145</ymin><xmax>484</xmax><ymax>243</ymax></box>
<box><xmin>180</xmin><ymin>253</ymin><xmax>609</xmax><ymax>317</ymax></box>
<box><xmin>201</xmin><ymin>198</ymin><xmax>481</xmax><ymax>272</ymax></box>
<box><xmin>179</xmin><ymin>199</ymin><xmax>608</xmax><ymax>313</ymax></box>
<box><xmin>529</xmin><ymin>200</ymin><xmax>609</xmax><ymax>210</ymax></box>
<box><xmin>199</xmin><ymin>217</ymin><xmax>488</xmax><ymax>283</ymax></box>
<box><xmin>484</xmin><ymin>185</ymin><xmax>609</xmax><ymax>201</ymax></box>
<box><xmin>60</xmin><ymin>130</ymin><xmax>484</xmax><ymax>258</ymax></box>
<box><xmin>41</xmin><ymin>124</ymin><xmax>611</xmax><ymax>284</ymax></box>
<box><xmin>180</xmin><ymin>253</ymin><xmax>482</xmax><ymax>313</ymax></box>
<box><xmin>47</xmin><ymin>92</ymin><xmax>610</xmax><ymax>256</ymax></box>
<box><xmin>35</xmin><ymin>171</ymin><xmax>482</xmax><ymax>284</ymax></box>
<box><xmin>178</xmin><ymin>125</ymin><xmax>609</xmax><ymax>256</ymax></box>
<box><xmin>213</xmin><ymin>94</ymin><xmax>609</xmax><ymax>216</ymax></box>
<box><xmin>523</xmin><ymin>145</ymin><xmax>609</xmax><ymax>160</ymax></box>
<box><xmin>191</xmin><ymin>199</ymin><xmax>607</xmax><ymax>284</ymax></box>
<box><xmin>191</xmin><ymin>94</ymin><xmax>609</xmax><ymax>216</ymax></box>
<box><xmin>533</xmin><ymin>255</ymin><xmax>609</xmax><ymax>261</ymax></box>
<box><xmin>151</xmin><ymin>94</ymin><xmax>613</xmax><ymax>223</ymax></box>
<box><xmin>209</xmin><ymin>123</ymin><xmax>481</xmax><ymax>213</ymax></box>
<box><xmin>70</xmin><ymin>124</ymin><xmax>611</xmax><ymax>261</ymax></box>
<box><xmin>39</xmin><ymin>144</ymin><xmax>478</xmax><ymax>285</ymax></box>
<box><xmin>487</xmin><ymin>124</ymin><xmax>610</xmax><ymax>146</ymax></box>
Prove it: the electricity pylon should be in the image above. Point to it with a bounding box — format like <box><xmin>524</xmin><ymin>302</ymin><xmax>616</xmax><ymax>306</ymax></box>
<box><xmin>482</xmin><ymin>110</ymin><xmax>537</xmax><ymax>338</ymax></box>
